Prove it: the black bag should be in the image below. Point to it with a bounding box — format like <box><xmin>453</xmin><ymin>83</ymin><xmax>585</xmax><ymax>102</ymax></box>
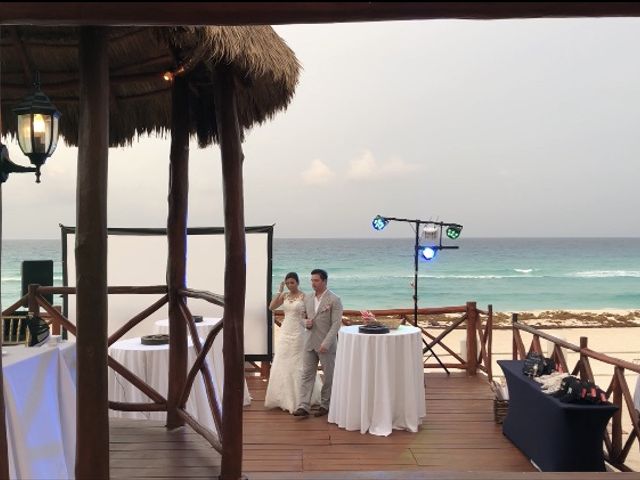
<box><xmin>523</xmin><ymin>352</ymin><xmax>556</xmax><ymax>377</ymax></box>
<box><xmin>555</xmin><ymin>376</ymin><xmax>608</xmax><ymax>404</ymax></box>
<box><xmin>582</xmin><ymin>380</ymin><xmax>608</xmax><ymax>405</ymax></box>
<box><xmin>555</xmin><ymin>376</ymin><xmax>586</xmax><ymax>403</ymax></box>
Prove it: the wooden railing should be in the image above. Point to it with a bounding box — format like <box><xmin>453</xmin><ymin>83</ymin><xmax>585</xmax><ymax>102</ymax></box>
<box><xmin>1</xmin><ymin>284</ymin><xmax>225</xmax><ymax>454</ymax></box>
<box><xmin>512</xmin><ymin>314</ymin><xmax>640</xmax><ymax>472</ymax></box>
<box><xmin>273</xmin><ymin>301</ymin><xmax>493</xmax><ymax>379</ymax></box>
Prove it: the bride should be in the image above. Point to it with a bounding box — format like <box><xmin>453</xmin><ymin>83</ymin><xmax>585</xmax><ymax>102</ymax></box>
<box><xmin>265</xmin><ymin>272</ymin><xmax>321</xmax><ymax>413</ymax></box>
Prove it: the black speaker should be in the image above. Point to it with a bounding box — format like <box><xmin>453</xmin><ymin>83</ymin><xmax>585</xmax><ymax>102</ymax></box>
<box><xmin>21</xmin><ymin>260</ymin><xmax>54</xmax><ymax>305</ymax></box>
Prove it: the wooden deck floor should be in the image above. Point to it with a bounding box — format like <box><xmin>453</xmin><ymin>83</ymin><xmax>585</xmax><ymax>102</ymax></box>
<box><xmin>109</xmin><ymin>372</ymin><xmax>634</xmax><ymax>479</ymax></box>
<box><xmin>243</xmin><ymin>371</ymin><xmax>534</xmax><ymax>475</ymax></box>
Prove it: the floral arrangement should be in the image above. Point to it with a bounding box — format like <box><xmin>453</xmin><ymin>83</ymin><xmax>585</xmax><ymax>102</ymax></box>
<box><xmin>360</xmin><ymin>310</ymin><xmax>377</xmax><ymax>324</ymax></box>
<box><xmin>360</xmin><ymin>310</ymin><xmax>401</xmax><ymax>329</ymax></box>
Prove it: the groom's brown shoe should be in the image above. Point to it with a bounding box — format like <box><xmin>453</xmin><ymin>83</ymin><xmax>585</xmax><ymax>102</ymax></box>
<box><xmin>293</xmin><ymin>408</ymin><xmax>309</xmax><ymax>417</ymax></box>
<box><xmin>314</xmin><ymin>407</ymin><xmax>329</xmax><ymax>417</ymax></box>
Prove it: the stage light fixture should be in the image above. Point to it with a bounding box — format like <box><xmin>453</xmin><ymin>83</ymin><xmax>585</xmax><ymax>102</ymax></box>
<box><xmin>446</xmin><ymin>225</ymin><xmax>462</xmax><ymax>240</ymax></box>
<box><xmin>418</xmin><ymin>245</ymin><xmax>438</xmax><ymax>261</ymax></box>
<box><xmin>372</xmin><ymin>215</ymin><xmax>389</xmax><ymax>231</ymax></box>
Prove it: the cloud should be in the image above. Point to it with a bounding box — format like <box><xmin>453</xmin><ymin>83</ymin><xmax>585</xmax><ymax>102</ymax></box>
<box><xmin>301</xmin><ymin>159</ymin><xmax>336</xmax><ymax>185</ymax></box>
<box><xmin>346</xmin><ymin>150</ymin><xmax>420</xmax><ymax>180</ymax></box>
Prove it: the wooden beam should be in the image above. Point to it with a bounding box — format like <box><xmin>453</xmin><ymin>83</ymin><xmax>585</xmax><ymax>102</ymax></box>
<box><xmin>75</xmin><ymin>26</ymin><xmax>110</xmax><ymax>480</ymax></box>
<box><xmin>37</xmin><ymin>285</ymin><xmax>167</xmax><ymax>295</ymax></box>
<box><xmin>1</xmin><ymin>293</ymin><xmax>27</xmax><ymax>316</ymax></box>
<box><xmin>180</xmin><ymin>287</ymin><xmax>225</xmax><ymax>307</ymax></box>
<box><xmin>107</xmin><ymin>294</ymin><xmax>169</xmax><ymax>346</ymax></box>
<box><xmin>108</xmin><ymin>401</ymin><xmax>167</xmax><ymax>412</ymax></box>
<box><xmin>2</xmin><ymin>72</ymin><xmax>168</xmax><ymax>94</ymax></box>
<box><xmin>166</xmin><ymin>73</ymin><xmax>190</xmax><ymax>429</ymax></box>
<box><xmin>177</xmin><ymin>409</ymin><xmax>223</xmax><ymax>454</ymax></box>
<box><xmin>213</xmin><ymin>63</ymin><xmax>246</xmax><ymax>480</ymax></box>
<box><xmin>513</xmin><ymin>321</ymin><xmax>581</xmax><ymax>351</ymax></box>
<box><xmin>179</xmin><ymin>302</ymin><xmax>223</xmax><ymax>439</ymax></box>
<box><xmin>36</xmin><ymin>295</ymin><xmax>77</xmax><ymax>336</ymax></box>
<box><xmin>2</xmin><ymin>3</ymin><xmax>640</xmax><ymax>26</ymax></box>
<box><xmin>107</xmin><ymin>355</ymin><xmax>166</xmax><ymax>404</ymax></box>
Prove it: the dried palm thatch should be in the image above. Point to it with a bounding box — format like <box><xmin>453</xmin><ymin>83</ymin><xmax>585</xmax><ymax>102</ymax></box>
<box><xmin>0</xmin><ymin>26</ymin><xmax>300</xmax><ymax>147</ymax></box>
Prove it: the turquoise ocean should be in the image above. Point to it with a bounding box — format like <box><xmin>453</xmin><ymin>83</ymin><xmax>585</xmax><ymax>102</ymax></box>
<box><xmin>2</xmin><ymin>238</ymin><xmax>640</xmax><ymax>312</ymax></box>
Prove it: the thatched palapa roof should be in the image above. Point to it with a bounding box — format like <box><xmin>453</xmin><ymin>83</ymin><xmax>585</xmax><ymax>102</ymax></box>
<box><xmin>0</xmin><ymin>26</ymin><xmax>300</xmax><ymax>147</ymax></box>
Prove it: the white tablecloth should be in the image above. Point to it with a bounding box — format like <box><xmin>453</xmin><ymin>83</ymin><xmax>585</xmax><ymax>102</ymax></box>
<box><xmin>108</xmin><ymin>337</ymin><xmax>222</xmax><ymax>431</ymax></box>
<box><xmin>154</xmin><ymin>318</ymin><xmax>251</xmax><ymax>406</ymax></box>
<box><xmin>3</xmin><ymin>342</ymin><xmax>77</xmax><ymax>480</ymax></box>
<box><xmin>328</xmin><ymin>325</ymin><xmax>425</xmax><ymax>436</ymax></box>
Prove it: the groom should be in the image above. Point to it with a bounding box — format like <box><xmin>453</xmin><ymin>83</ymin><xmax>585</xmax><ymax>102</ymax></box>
<box><xmin>293</xmin><ymin>269</ymin><xmax>343</xmax><ymax>417</ymax></box>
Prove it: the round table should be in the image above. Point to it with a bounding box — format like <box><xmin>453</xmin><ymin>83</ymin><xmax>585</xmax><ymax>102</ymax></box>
<box><xmin>328</xmin><ymin>324</ymin><xmax>425</xmax><ymax>436</ymax></box>
<box><xmin>154</xmin><ymin>318</ymin><xmax>251</xmax><ymax>406</ymax></box>
<box><xmin>108</xmin><ymin>337</ymin><xmax>217</xmax><ymax>431</ymax></box>
<box><xmin>154</xmin><ymin>317</ymin><xmax>222</xmax><ymax>338</ymax></box>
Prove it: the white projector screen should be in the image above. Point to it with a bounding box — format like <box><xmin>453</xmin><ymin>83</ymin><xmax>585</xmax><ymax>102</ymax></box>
<box><xmin>61</xmin><ymin>226</ymin><xmax>273</xmax><ymax>359</ymax></box>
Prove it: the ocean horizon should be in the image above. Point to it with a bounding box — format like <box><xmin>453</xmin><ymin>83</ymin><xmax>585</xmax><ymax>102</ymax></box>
<box><xmin>2</xmin><ymin>237</ymin><xmax>639</xmax><ymax>312</ymax></box>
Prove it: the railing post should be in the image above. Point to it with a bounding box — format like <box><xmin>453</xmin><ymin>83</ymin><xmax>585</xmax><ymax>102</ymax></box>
<box><xmin>466</xmin><ymin>301</ymin><xmax>478</xmax><ymax>375</ymax></box>
<box><xmin>579</xmin><ymin>336</ymin><xmax>588</xmax><ymax>380</ymax></box>
<box><xmin>487</xmin><ymin>304</ymin><xmax>493</xmax><ymax>382</ymax></box>
<box><xmin>611</xmin><ymin>367</ymin><xmax>623</xmax><ymax>463</ymax></box>
<box><xmin>512</xmin><ymin>313</ymin><xmax>518</xmax><ymax>360</ymax></box>
<box><xmin>27</xmin><ymin>284</ymin><xmax>40</xmax><ymax>320</ymax></box>
<box><xmin>579</xmin><ymin>336</ymin><xmax>595</xmax><ymax>382</ymax></box>
<box><xmin>260</xmin><ymin>361</ymin><xmax>271</xmax><ymax>378</ymax></box>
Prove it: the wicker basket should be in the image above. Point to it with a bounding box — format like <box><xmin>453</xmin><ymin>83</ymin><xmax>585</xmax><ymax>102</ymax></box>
<box><xmin>494</xmin><ymin>399</ymin><xmax>509</xmax><ymax>424</ymax></box>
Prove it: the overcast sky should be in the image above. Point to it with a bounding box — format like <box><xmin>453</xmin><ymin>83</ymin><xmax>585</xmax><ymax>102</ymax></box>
<box><xmin>3</xmin><ymin>18</ymin><xmax>640</xmax><ymax>239</ymax></box>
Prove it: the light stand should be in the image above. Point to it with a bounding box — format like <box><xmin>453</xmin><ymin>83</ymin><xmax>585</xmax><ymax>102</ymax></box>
<box><xmin>373</xmin><ymin>215</ymin><xmax>463</xmax><ymax>375</ymax></box>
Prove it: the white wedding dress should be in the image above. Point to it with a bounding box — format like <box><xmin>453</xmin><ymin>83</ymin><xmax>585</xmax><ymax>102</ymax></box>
<box><xmin>265</xmin><ymin>292</ymin><xmax>322</xmax><ymax>413</ymax></box>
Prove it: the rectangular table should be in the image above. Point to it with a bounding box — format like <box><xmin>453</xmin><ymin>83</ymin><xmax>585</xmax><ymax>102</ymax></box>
<box><xmin>499</xmin><ymin>360</ymin><xmax>617</xmax><ymax>472</ymax></box>
<box><xmin>3</xmin><ymin>342</ymin><xmax>76</xmax><ymax>480</ymax></box>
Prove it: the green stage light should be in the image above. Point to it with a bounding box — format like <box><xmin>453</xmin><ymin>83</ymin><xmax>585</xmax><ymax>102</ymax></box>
<box><xmin>446</xmin><ymin>225</ymin><xmax>462</xmax><ymax>240</ymax></box>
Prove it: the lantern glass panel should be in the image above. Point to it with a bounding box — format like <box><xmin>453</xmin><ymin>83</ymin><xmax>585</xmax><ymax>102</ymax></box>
<box><xmin>50</xmin><ymin>116</ymin><xmax>59</xmax><ymax>155</ymax></box>
<box><xmin>17</xmin><ymin>114</ymin><xmax>33</xmax><ymax>154</ymax></box>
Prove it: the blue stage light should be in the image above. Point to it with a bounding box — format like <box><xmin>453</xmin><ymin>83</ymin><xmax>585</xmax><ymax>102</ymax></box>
<box><xmin>372</xmin><ymin>215</ymin><xmax>389</xmax><ymax>231</ymax></box>
<box><xmin>418</xmin><ymin>246</ymin><xmax>438</xmax><ymax>261</ymax></box>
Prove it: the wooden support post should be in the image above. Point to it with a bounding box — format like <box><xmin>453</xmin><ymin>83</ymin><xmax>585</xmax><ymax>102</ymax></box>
<box><xmin>0</xmin><ymin>184</ymin><xmax>9</xmax><ymax>480</ymax></box>
<box><xmin>465</xmin><ymin>301</ymin><xmax>478</xmax><ymax>375</ymax></box>
<box><xmin>166</xmin><ymin>73</ymin><xmax>190</xmax><ymax>429</ymax></box>
<box><xmin>213</xmin><ymin>63</ymin><xmax>246</xmax><ymax>480</ymax></box>
<box><xmin>75</xmin><ymin>26</ymin><xmax>110</xmax><ymax>480</ymax></box>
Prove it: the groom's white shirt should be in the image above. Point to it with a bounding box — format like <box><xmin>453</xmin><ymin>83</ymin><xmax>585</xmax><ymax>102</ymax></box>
<box><xmin>314</xmin><ymin>290</ymin><xmax>327</xmax><ymax>314</ymax></box>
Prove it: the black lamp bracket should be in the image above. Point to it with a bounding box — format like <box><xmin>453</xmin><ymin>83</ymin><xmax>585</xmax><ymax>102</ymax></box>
<box><xmin>0</xmin><ymin>143</ymin><xmax>38</xmax><ymax>183</ymax></box>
